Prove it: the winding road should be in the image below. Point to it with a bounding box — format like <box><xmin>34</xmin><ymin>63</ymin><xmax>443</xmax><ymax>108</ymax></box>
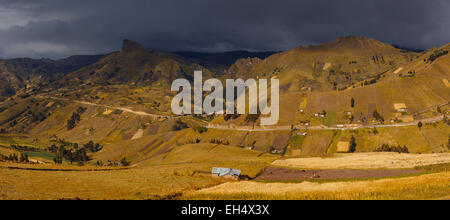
<box><xmin>38</xmin><ymin>95</ymin><xmax>447</xmax><ymax>131</ymax></box>
<box><xmin>206</xmin><ymin>115</ymin><xmax>445</xmax><ymax>132</ymax></box>
<box><xmin>38</xmin><ymin>95</ymin><xmax>169</xmax><ymax>119</ymax></box>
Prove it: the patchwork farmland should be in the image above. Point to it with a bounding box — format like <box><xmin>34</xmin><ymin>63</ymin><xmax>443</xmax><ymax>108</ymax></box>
<box><xmin>0</xmin><ymin>36</ymin><xmax>449</xmax><ymax>200</ymax></box>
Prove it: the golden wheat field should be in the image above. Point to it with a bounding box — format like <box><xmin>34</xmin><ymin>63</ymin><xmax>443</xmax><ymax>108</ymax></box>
<box><xmin>273</xmin><ymin>152</ymin><xmax>450</xmax><ymax>169</ymax></box>
<box><xmin>183</xmin><ymin>172</ymin><xmax>450</xmax><ymax>200</ymax></box>
<box><xmin>0</xmin><ymin>143</ymin><xmax>277</xmax><ymax>200</ymax></box>
<box><xmin>0</xmin><ymin>163</ymin><xmax>228</xmax><ymax>200</ymax></box>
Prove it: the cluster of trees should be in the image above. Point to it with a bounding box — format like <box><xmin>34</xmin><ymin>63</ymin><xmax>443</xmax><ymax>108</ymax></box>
<box><xmin>186</xmin><ymin>138</ymin><xmax>201</xmax><ymax>144</ymax></box>
<box><xmin>193</xmin><ymin>126</ymin><xmax>207</xmax><ymax>134</ymax></box>
<box><xmin>193</xmin><ymin>114</ymin><xmax>215</xmax><ymax>121</ymax></box>
<box><xmin>362</xmin><ymin>76</ymin><xmax>381</xmax><ymax>86</ymax></box>
<box><xmin>375</xmin><ymin>144</ymin><xmax>409</xmax><ymax>153</ymax></box>
<box><xmin>245</xmin><ymin>114</ymin><xmax>260</xmax><ymax>123</ymax></box>
<box><xmin>209</xmin><ymin>139</ymin><xmax>230</xmax><ymax>145</ymax></box>
<box><xmin>349</xmin><ymin>136</ymin><xmax>357</xmax><ymax>153</ymax></box>
<box><xmin>10</xmin><ymin>144</ymin><xmax>41</xmax><ymax>152</ymax></box>
<box><xmin>83</xmin><ymin>141</ymin><xmax>103</xmax><ymax>153</ymax></box>
<box><xmin>67</xmin><ymin>107</ymin><xmax>87</xmax><ymax>130</ymax></box>
<box><xmin>49</xmin><ymin>140</ymin><xmax>102</xmax><ymax>164</ymax></box>
<box><xmin>0</xmin><ymin>153</ymin><xmax>29</xmax><ymax>163</ymax></box>
<box><xmin>173</xmin><ymin>119</ymin><xmax>188</xmax><ymax>131</ymax></box>
<box><xmin>373</xmin><ymin>110</ymin><xmax>384</xmax><ymax>122</ymax></box>
<box><xmin>371</xmin><ymin>54</ymin><xmax>385</xmax><ymax>64</ymax></box>
<box><xmin>120</xmin><ymin>157</ymin><xmax>130</xmax><ymax>167</ymax></box>
<box><xmin>426</xmin><ymin>50</ymin><xmax>448</xmax><ymax>63</ymax></box>
<box><xmin>224</xmin><ymin>114</ymin><xmax>240</xmax><ymax>121</ymax></box>
<box><xmin>96</xmin><ymin>158</ymin><xmax>131</xmax><ymax>167</ymax></box>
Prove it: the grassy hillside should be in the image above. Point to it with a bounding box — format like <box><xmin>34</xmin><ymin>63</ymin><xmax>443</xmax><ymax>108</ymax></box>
<box><xmin>0</xmin><ymin>37</ymin><xmax>448</xmax><ymax>164</ymax></box>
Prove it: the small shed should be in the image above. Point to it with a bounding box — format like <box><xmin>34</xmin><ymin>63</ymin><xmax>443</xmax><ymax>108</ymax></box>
<box><xmin>212</xmin><ymin>168</ymin><xmax>241</xmax><ymax>178</ymax></box>
<box><xmin>337</xmin><ymin>141</ymin><xmax>350</xmax><ymax>153</ymax></box>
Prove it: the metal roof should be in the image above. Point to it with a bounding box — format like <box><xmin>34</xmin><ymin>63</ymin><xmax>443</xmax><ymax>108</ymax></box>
<box><xmin>212</xmin><ymin>167</ymin><xmax>242</xmax><ymax>177</ymax></box>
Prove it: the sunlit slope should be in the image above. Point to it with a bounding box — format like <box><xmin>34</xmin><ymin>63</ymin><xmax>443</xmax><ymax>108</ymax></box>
<box><xmin>221</xmin><ymin>38</ymin><xmax>448</xmax><ymax>125</ymax></box>
<box><xmin>306</xmin><ymin>43</ymin><xmax>450</xmax><ymax>121</ymax></box>
<box><xmin>227</xmin><ymin>36</ymin><xmax>417</xmax><ymax>93</ymax></box>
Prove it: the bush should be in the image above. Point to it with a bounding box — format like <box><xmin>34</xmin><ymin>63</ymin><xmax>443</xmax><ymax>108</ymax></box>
<box><xmin>224</xmin><ymin>114</ymin><xmax>240</xmax><ymax>121</ymax></box>
<box><xmin>210</xmin><ymin>139</ymin><xmax>230</xmax><ymax>145</ymax></box>
<box><xmin>1</xmin><ymin>153</ymin><xmax>29</xmax><ymax>163</ymax></box>
<box><xmin>373</xmin><ymin>110</ymin><xmax>384</xmax><ymax>122</ymax></box>
<box><xmin>349</xmin><ymin>136</ymin><xmax>357</xmax><ymax>153</ymax></box>
<box><xmin>193</xmin><ymin>126</ymin><xmax>207</xmax><ymax>134</ymax></box>
<box><xmin>120</xmin><ymin>157</ymin><xmax>131</xmax><ymax>167</ymax></box>
<box><xmin>67</xmin><ymin>107</ymin><xmax>87</xmax><ymax>130</ymax></box>
<box><xmin>427</xmin><ymin>50</ymin><xmax>448</xmax><ymax>63</ymax></box>
<box><xmin>173</xmin><ymin>120</ymin><xmax>188</xmax><ymax>131</ymax></box>
<box><xmin>245</xmin><ymin>114</ymin><xmax>260</xmax><ymax>123</ymax></box>
<box><xmin>375</xmin><ymin>144</ymin><xmax>409</xmax><ymax>153</ymax></box>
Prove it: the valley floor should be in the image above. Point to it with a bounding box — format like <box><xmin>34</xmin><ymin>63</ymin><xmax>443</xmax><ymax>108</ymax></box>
<box><xmin>0</xmin><ymin>162</ymin><xmax>227</xmax><ymax>200</ymax></box>
<box><xmin>1</xmin><ymin>152</ymin><xmax>449</xmax><ymax>200</ymax></box>
<box><xmin>183</xmin><ymin>171</ymin><xmax>450</xmax><ymax>200</ymax></box>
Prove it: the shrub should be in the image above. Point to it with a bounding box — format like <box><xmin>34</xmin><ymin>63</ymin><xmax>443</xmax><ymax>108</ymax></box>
<box><xmin>373</xmin><ymin>110</ymin><xmax>384</xmax><ymax>122</ymax></box>
<box><xmin>193</xmin><ymin>126</ymin><xmax>207</xmax><ymax>134</ymax></box>
<box><xmin>173</xmin><ymin>120</ymin><xmax>188</xmax><ymax>131</ymax></box>
<box><xmin>245</xmin><ymin>114</ymin><xmax>260</xmax><ymax>123</ymax></box>
<box><xmin>120</xmin><ymin>157</ymin><xmax>130</xmax><ymax>167</ymax></box>
<box><xmin>375</xmin><ymin>144</ymin><xmax>409</xmax><ymax>153</ymax></box>
<box><xmin>349</xmin><ymin>136</ymin><xmax>357</xmax><ymax>153</ymax></box>
<box><xmin>224</xmin><ymin>114</ymin><xmax>240</xmax><ymax>121</ymax></box>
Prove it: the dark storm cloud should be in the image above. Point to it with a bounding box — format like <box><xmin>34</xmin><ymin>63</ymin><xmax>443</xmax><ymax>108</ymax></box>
<box><xmin>0</xmin><ymin>0</ymin><xmax>449</xmax><ymax>59</ymax></box>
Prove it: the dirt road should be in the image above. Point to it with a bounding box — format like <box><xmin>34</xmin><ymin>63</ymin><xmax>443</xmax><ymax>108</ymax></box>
<box><xmin>206</xmin><ymin>115</ymin><xmax>445</xmax><ymax>131</ymax></box>
<box><xmin>38</xmin><ymin>96</ymin><xmax>170</xmax><ymax>119</ymax></box>
<box><xmin>39</xmin><ymin>95</ymin><xmax>446</xmax><ymax>132</ymax></box>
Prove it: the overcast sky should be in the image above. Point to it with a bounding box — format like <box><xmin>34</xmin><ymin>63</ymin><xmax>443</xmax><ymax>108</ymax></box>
<box><xmin>0</xmin><ymin>0</ymin><xmax>449</xmax><ymax>59</ymax></box>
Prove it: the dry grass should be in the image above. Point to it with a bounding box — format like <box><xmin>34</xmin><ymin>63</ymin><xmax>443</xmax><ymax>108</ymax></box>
<box><xmin>183</xmin><ymin>172</ymin><xmax>450</xmax><ymax>200</ymax></box>
<box><xmin>443</xmin><ymin>79</ymin><xmax>450</xmax><ymax>87</ymax></box>
<box><xmin>272</xmin><ymin>152</ymin><xmax>450</xmax><ymax>169</ymax></box>
<box><xmin>142</xmin><ymin>143</ymin><xmax>279</xmax><ymax>178</ymax></box>
<box><xmin>0</xmin><ymin>163</ymin><xmax>228</xmax><ymax>200</ymax></box>
<box><xmin>0</xmin><ymin>143</ymin><xmax>277</xmax><ymax>200</ymax></box>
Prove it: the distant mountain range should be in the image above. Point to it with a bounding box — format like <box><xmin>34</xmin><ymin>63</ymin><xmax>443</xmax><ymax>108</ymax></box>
<box><xmin>0</xmin><ymin>55</ymin><xmax>103</xmax><ymax>97</ymax></box>
<box><xmin>0</xmin><ymin>41</ymin><xmax>278</xmax><ymax>97</ymax></box>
